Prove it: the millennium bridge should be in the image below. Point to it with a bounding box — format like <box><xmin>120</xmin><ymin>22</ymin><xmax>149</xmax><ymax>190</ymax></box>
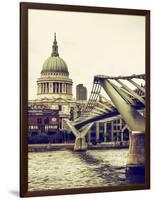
<box><xmin>64</xmin><ymin>74</ymin><xmax>145</xmax><ymax>174</ymax></box>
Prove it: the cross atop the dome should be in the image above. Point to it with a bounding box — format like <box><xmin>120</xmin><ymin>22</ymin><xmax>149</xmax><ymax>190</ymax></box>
<box><xmin>51</xmin><ymin>32</ymin><xmax>59</xmax><ymax>57</ymax></box>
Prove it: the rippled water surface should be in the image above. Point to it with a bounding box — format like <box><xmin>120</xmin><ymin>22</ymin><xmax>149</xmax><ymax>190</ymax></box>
<box><xmin>28</xmin><ymin>149</ymin><xmax>144</xmax><ymax>191</ymax></box>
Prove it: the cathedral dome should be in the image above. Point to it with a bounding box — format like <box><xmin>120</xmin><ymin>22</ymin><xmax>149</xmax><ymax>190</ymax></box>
<box><xmin>37</xmin><ymin>33</ymin><xmax>73</xmax><ymax>100</ymax></box>
<box><xmin>41</xmin><ymin>33</ymin><xmax>69</xmax><ymax>76</ymax></box>
<box><xmin>42</xmin><ymin>56</ymin><xmax>69</xmax><ymax>75</ymax></box>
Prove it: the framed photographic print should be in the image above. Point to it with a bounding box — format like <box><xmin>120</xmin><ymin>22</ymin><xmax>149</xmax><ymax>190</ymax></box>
<box><xmin>20</xmin><ymin>2</ymin><xmax>150</xmax><ymax>197</ymax></box>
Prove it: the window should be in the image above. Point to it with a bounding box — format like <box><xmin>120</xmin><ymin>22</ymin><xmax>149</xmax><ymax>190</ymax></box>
<box><xmin>59</xmin><ymin>105</ymin><xmax>62</xmax><ymax>111</ymax></box>
<box><xmin>91</xmin><ymin>124</ymin><xmax>96</xmax><ymax>131</ymax></box>
<box><xmin>59</xmin><ymin>119</ymin><xmax>62</xmax><ymax>129</ymax></box>
<box><xmin>99</xmin><ymin>123</ymin><xmax>104</xmax><ymax>131</ymax></box>
<box><xmin>106</xmin><ymin>132</ymin><xmax>111</xmax><ymax>142</ymax></box>
<box><xmin>47</xmin><ymin>82</ymin><xmax>49</xmax><ymax>93</ymax></box>
<box><xmin>44</xmin><ymin>118</ymin><xmax>49</xmax><ymax>124</ymax></box>
<box><xmin>123</xmin><ymin>128</ymin><xmax>130</xmax><ymax>141</ymax></box>
<box><xmin>60</xmin><ymin>83</ymin><xmax>62</xmax><ymax>93</ymax></box>
<box><xmin>107</xmin><ymin>122</ymin><xmax>111</xmax><ymax>131</ymax></box>
<box><xmin>31</xmin><ymin>132</ymin><xmax>38</xmax><ymax>136</ymax></box>
<box><xmin>53</xmin><ymin>82</ymin><xmax>55</xmax><ymax>93</ymax></box>
<box><xmin>57</xmin><ymin>83</ymin><xmax>59</xmax><ymax>93</ymax></box>
<box><xmin>37</xmin><ymin>118</ymin><xmax>42</xmax><ymax>124</ymax></box>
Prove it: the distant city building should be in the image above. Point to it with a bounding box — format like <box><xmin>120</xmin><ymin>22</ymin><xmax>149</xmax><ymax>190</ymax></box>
<box><xmin>76</xmin><ymin>84</ymin><xmax>87</xmax><ymax>101</ymax></box>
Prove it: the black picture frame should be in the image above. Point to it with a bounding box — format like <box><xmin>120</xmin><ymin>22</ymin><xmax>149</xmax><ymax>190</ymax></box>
<box><xmin>20</xmin><ymin>2</ymin><xmax>150</xmax><ymax>197</ymax></box>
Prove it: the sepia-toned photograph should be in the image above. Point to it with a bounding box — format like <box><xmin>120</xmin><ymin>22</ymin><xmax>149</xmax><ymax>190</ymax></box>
<box><xmin>20</xmin><ymin>2</ymin><xmax>150</xmax><ymax>197</ymax></box>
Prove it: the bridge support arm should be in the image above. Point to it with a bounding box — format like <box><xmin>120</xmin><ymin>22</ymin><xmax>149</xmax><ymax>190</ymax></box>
<box><xmin>64</xmin><ymin>119</ymin><xmax>93</xmax><ymax>151</ymax></box>
<box><xmin>116</xmin><ymin>79</ymin><xmax>145</xmax><ymax>105</ymax></box>
<box><xmin>101</xmin><ymin>80</ymin><xmax>145</xmax><ymax>131</ymax></box>
<box><xmin>128</xmin><ymin>79</ymin><xmax>145</xmax><ymax>93</ymax></box>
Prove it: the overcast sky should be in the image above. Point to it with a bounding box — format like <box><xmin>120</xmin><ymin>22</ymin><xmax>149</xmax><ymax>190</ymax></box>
<box><xmin>28</xmin><ymin>9</ymin><xmax>145</xmax><ymax>100</ymax></box>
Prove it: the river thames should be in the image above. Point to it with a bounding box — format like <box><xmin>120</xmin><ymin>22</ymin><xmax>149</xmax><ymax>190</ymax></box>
<box><xmin>28</xmin><ymin>149</ymin><xmax>145</xmax><ymax>191</ymax></box>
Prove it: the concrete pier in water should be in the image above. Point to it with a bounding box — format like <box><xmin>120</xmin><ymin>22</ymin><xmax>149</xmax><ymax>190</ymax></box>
<box><xmin>74</xmin><ymin>137</ymin><xmax>87</xmax><ymax>151</ymax></box>
<box><xmin>126</xmin><ymin>131</ymin><xmax>145</xmax><ymax>175</ymax></box>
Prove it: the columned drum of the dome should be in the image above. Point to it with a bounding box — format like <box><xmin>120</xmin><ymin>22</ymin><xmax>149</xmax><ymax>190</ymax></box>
<box><xmin>37</xmin><ymin>33</ymin><xmax>73</xmax><ymax>100</ymax></box>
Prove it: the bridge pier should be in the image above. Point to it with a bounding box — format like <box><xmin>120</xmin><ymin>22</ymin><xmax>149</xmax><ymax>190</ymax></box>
<box><xmin>126</xmin><ymin>131</ymin><xmax>145</xmax><ymax>175</ymax></box>
<box><xmin>74</xmin><ymin>137</ymin><xmax>87</xmax><ymax>151</ymax></box>
<box><xmin>64</xmin><ymin>119</ymin><xmax>93</xmax><ymax>151</ymax></box>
